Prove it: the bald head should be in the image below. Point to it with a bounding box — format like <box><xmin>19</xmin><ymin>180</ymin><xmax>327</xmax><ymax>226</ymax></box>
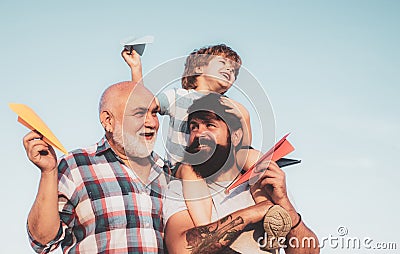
<box><xmin>100</xmin><ymin>81</ymin><xmax>132</xmax><ymax>115</ymax></box>
<box><xmin>99</xmin><ymin>81</ymin><xmax>153</xmax><ymax>117</ymax></box>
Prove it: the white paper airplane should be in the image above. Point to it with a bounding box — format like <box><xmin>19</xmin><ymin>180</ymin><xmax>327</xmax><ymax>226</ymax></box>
<box><xmin>121</xmin><ymin>35</ymin><xmax>154</xmax><ymax>56</ymax></box>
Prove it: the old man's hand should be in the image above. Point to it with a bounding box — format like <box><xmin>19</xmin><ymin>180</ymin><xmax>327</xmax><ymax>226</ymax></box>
<box><xmin>23</xmin><ymin>131</ymin><xmax>57</xmax><ymax>173</ymax></box>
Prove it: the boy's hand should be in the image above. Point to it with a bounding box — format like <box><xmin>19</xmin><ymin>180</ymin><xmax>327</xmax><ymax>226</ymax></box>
<box><xmin>219</xmin><ymin>97</ymin><xmax>249</xmax><ymax>121</ymax></box>
<box><xmin>23</xmin><ymin>131</ymin><xmax>57</xmax><ymax>174</ymax></box>
<box><xmin>220</xmin><ymin>97</ymin><xmax>252</xmax><ymax>145</ymax></box>
<box><xmin>121</xmin><ymin>49</ymin><xmax>143</xmax><ymax>75</ymax></box>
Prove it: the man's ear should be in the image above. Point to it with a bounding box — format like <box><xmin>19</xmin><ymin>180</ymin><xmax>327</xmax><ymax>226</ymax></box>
<box><xmin>231</xmin><ymin>128</ymin><xmax>243</xmax><ymax>147</ymax></box>
<box><xmin>100</xmin><ymin>110</ymin><xmax>114</xmax><ymax>133</ymax></box>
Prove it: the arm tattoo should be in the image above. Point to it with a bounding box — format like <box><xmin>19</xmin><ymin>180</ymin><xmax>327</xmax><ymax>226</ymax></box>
<box><xmin>186</xmin><ymin>215</ymin><xmax>245</xmax><ymax>254</ymax></box>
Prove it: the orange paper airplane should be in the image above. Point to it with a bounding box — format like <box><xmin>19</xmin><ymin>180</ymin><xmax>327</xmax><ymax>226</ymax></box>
<box><xmin>9</xmin><ymin>103</ymin><xmax>68</xmax><ymax>155</ymax></box>
<box><xmin>226</xmin><ymin>133</ymin><xmax>295</xmax><ymax>193</ymax></box>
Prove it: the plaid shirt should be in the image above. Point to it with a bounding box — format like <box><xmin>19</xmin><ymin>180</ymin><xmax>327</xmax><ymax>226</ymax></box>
<box><xmin>28</xmin><ymin>137</ymin><xmax>168</xmax><ymax>254</ymax></box>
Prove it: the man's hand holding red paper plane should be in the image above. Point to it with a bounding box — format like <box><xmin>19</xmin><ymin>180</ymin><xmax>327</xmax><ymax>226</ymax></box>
<box><xmin>250</xmin><ymin>160</ymin><xmax>288</xmax><ymax>205</ymax></box>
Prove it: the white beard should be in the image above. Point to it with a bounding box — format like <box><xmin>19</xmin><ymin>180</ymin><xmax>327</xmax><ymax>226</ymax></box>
<box><xmin>113</xmin><ymin>123</ymin><xmax>156</xmax><ymax>158</ymax></box>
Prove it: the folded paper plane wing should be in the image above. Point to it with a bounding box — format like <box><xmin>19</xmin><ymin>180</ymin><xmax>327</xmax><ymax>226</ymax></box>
<box><xmin>121</xmin><ymin>35</ymin><xmax>154</xmax><ymax>56</ymax></box>
<box><xmin>276</xmin><ymin>158</ymin><xmax>301</xmax><ymax>168</ymax></box>
<box><xmin>226</xmin><ymin>133</ymin><xmax>297</xmax><ymax>193</ymax></box>
<box><xmin>9</xmin><ymin>103</ymin><xmax>68</xmax><ymax>155</ymax></box>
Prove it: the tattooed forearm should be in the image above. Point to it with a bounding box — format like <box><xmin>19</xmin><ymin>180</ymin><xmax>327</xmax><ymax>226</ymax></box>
<box><xmin>186</xmin><ymin>215</ymin><xmax>245</xmax><ymax>254</ymax></box>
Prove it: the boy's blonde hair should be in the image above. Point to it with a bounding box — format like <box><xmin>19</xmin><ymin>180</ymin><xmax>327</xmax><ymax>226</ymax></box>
<box><xmin>181</xmin><ymin>44</ymin><xmax>242</xmax><ymax>90</ymax></box>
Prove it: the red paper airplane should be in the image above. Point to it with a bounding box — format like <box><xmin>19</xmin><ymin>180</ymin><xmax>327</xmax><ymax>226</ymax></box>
<box><xmin>226</xmin><ymin>133</ymin><xmax>296</xmax><ymax>193</ymax></box>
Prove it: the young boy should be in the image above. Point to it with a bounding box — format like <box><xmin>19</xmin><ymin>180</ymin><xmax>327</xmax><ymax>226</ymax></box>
<box><xmin>122</xmin><ymin>45</ymin><xmax>291</xmax><ymax>249</ymax></box>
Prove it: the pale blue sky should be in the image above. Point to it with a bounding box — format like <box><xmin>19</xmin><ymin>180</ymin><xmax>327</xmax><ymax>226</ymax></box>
<box><xmin>1</xmin><ymin>1</ymin><xmax>399</xmax><ymax>253</ymax></box>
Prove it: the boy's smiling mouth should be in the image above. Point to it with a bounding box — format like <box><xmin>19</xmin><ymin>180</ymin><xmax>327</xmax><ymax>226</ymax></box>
<box><xmin>220</xmin><ymin>72</ymin><xmax>231</xmax><ymax>81</ymax></box>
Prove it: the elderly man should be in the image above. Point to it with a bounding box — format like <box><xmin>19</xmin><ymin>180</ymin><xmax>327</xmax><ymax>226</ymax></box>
<box><xmin>23</xmin><ymin>82</ymin><xmax>168</xmax><ymax>253</ymax></box>
<box><xmin>163</xmin><ymin>93</ymin><xmax>319</xmax><ymax>253</ymax></box>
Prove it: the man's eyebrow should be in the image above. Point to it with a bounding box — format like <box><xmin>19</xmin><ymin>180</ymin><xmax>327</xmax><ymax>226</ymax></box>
<box><xmin>125</xmin><ymin>107</ymin><xmax>148</xmax><ymax>114</ymax></box>
<box><xmin>189</xmin><ymin>119</ymin><xmax>200</xmax><ymax>124</ymax></box>
<box><xmin>132</xmin><ymin>107</ymin><xmax>147</xmax><ymax>111</ymax></box>
<box><xmin>127</xmin><ymin>105</ymin><xmax>159</xmax><ymax>113</ymax></box>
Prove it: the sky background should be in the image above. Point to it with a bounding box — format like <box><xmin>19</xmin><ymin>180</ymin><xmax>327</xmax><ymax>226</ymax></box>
<box><xmin>1</xmin><ymin>1</ymin><xmax>399</xmax><ymax>253</ymax></box>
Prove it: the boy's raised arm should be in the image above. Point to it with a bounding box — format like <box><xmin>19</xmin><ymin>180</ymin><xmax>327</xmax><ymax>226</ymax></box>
<box><xmin>121</xmin><ymin>49</ymin><xmax>143</xmax><ymax>85</ymax></box>
<box><xmin>121</xmin><ymin>49</ymin><xmax>162</xmax><ymax>110</ymax></box>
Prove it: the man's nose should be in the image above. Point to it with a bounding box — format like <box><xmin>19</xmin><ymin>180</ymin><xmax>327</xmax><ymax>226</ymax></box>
<box><xmin>226</xmin><ymin>65</ymin><xmax>234</xmax><ymax>74</ymax></box>
<box><xmin>145</xmin><ymin>114</ymin><xmax>158</xmax><ymax>128</ymax></box>
<box><xmin>195</xmin><ymin>124</ymin><xmax>208</xmax><ymax>137</ymax></box>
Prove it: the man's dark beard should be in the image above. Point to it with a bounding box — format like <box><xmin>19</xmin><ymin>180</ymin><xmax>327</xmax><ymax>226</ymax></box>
<box><xmin>184</xmin><ymin>136</ymin><xmax>235</xmax><ymax>179</ymax></box>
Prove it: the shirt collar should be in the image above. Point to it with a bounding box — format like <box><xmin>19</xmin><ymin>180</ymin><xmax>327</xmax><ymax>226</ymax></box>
<box><xmin>95</xmin><ymin>136</ymin><xmax>111</xmax><ymax>155</ymax></box>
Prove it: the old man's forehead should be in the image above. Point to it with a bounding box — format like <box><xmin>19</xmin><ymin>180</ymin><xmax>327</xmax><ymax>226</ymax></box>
<box><xmin>126</xmin><ymin>96</ymin><xmax>158</xmax><ymax>112</ymax></box>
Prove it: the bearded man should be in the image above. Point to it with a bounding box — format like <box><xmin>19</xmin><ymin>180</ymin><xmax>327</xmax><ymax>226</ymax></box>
<box><xmin>163</xmin><ymin>93</ymin><xmax>319</xmax><ymax>254</ymax></box>
<box><xmin>23</xmin><ymin>82</ymin><xmax>168</xmax><ymax>253</ymax></box>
